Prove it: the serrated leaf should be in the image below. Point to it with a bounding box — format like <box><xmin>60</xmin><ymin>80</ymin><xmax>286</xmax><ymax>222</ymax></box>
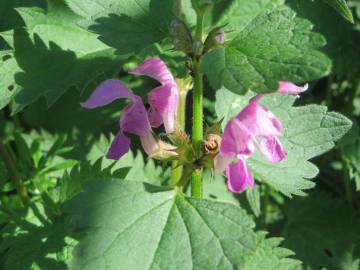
<box><xmin>65</xmin><ymin>179</ymin><xmax>301</xmax><ymax>270</ymax></box>
<box><xmin>65</xmin><ymin>0</ymin><xmax>175</xmax><ymax>55</ymax></box>
<box><xmin>86</xmin><ymin>134</ymin><xmax>170</xmax><ymax>185</ymax></box>
<box><xmin>2</xmin><ymin>0</ymin><xmax>125</xmax><ymax>112</ymax></box>
<box><xmin>282</xmin><ymin>192</ymin><xmax>360</xmax><ymax>269</ymax></box>
<box><xmin>322</xmin><ymin>0</ymin><xmax>354</xmax><ymax>23</ymax></box>
<box><xmin>288</xmin><ymin>0</ymin><xmax>360</xmax><ymax>78</ymax></box>
<box><xmin>201</xmin><ymin>7</ymin><xmax>331</xmax><ymax>95</ymax></box>
<box><xmin>182</xmin><ymin>0</ymin><xmax>284</xmax><ymax>32</ymax></box>
<box><xmin>246</xmin><ymin>186</ymin><xmax>261</xmax><ymax>217</ymax></box>
<box><xmin>215</xmin><ymin>87</ymin><xmax>352</xmax><ymax>196</ymax></box>
<box><xmin>0</xmin><ymin>203</ymin><xmax>76</xmax><ymax>270</ymax></box>
<box><xmin>0</xmin><ymin>51</ymin><xmax>21</xmax><ymax>109</ymax></box>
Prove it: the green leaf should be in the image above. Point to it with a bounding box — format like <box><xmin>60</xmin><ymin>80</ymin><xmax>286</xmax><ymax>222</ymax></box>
<box><xmin>2</xmin><ymin>0</ymin><xmax>125</xmax><ymax>112</ymax></box>
<box><xmin>0</xmin><ymin>203</ymin><xmax>76</xmax><ymax>270</ymax></box>
<box><xmin>201</xmin><ymin>7</ymin><xmax>331</xmax><ymax>95</ymax></box>
<box><xmin>282</xmin><ymin>192</ymin><xmax>360</xmax><ymax>269</ymax></box>
<box><xmin>339</xmin><ymin>123</ymin><xmax>360</xmax><ymax>191</ymax></box>
<box><xmin>215</xmin><ymin>88</ymin><xmax>352</xmax><ymax>196</ymax></box>
<box><xmin>0</xmin><ymin>51</ymin><xmax>21</xmax><ymax>110</ymax></box>
<box><xmin>246</xmin><ymin>186</ymin><xmax>261</xmax><ymax>217</ymax></box>
<box><xmin>322</xmin><ymin>0</ymin><xmax>354</xmax><ymax>23</ymax></box>
<box><xmin>65</xmin><ymin>0</ymin><xmax>175</xmax><ymax>55</ymax></box>
<box><xmin>86</xmin><ymin>134</ymin><xmax>170</xmax><ymax>185</ymax></box>
<box><xmin>288</xmin><ymin>0</ymin><xmax>360</xmax><ymax>78</ymax></box>
<box><xmin>65</xmin><ymin>179</ymin><xmax>301</xmax><ymax>269</ymax></box>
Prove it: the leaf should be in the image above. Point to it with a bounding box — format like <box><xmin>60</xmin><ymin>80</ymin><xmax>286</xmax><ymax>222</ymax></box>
<box><xmin>339</xmin><ymin>123</ymin><xmax>360</xmax><ymax>191</ymax></box>
<box><xmin>86</xmin><ymin>134</ymin><xmax>170</xmax><ymax>185</ymax></box>
<box><xmin>0</xmin><ymin>203</ymin><xmax>76</xmax><ymax>270</ymax></box>
<box><xmin>282</xmin><ymin>192</ymin><xmax>360</xmax><ymax>269</ymax></box>
<box><xmin>288</xmin><ymin>0</ymin><xmax>360</xmax><ymax>78</ymax></box>
<box><xmin>65</xmin><ymin>179</ymin><xmax>301</xmax><ymax>269</ymax></box>
<box><xmin>201</xmin><ymin>7</ymin><xmax>331</xmax><ymax>95</ymax></box>
<box><xmin>246</xmin><ymin>186</ymin><xmax>261</xmax><ymax>217</ymax></box>
<box><xmin>2</xmin><ymin>0</ymin><xmax>125</xmax><ymax>112</ymax></box>
<box><xmin>322</xmin><ymin>0</ymin><xmax>354</xmax><ymax>23</ymax></box>
<box><xmin>215</xmin><ymin>87</ymin><xmax>352</xmax><ymax>196</ymax></box>
<box><xmin>65</xmin><ymin>0</ymin><xmax>175</xmax><ymax>55</ymax></box>
<box><xmin>0</xmin><ymin>51</ymin><xmax>21</xmax><ymax>109</ymax></box>
<box><xmin>182</xmin><ymin>0</ymin><xmax>284</xmax><ymax>31</ymax></box>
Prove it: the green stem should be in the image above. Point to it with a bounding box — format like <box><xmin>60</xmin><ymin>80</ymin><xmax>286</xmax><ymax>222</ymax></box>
<box><xmin>191</xmin><ymin>13</ymin><xmax>204</xmax><ymax>199</ymax></box>
<box><xmin>0</xmin><ymin>142</ymin><xmax>29</xmax><ymax>206</ymax></box>
<box><xmin>171</xmin><ymin>79</ymin><xmax>188</xmax><ymax>186</ymax></box>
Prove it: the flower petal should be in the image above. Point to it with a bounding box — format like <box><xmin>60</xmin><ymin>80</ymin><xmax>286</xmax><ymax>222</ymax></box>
<box><xmin>237</xmin><ymin>102</ymin><xmax>282</xmax><ymax>137</ymax></box>
<box><xmin>81</xmin><ymin>79</ymin><xmax>136</xmax><ymax>108</ymax></box>
<box><xmin>131</xmin><ymin>58</ymin><xmax>175</xmax><ymax>86</ymax></box>
<box><xmin>106</xmin><ymin>131</ymin><xmax>131</xmax><ymax>160</ymax></box>
<box><xmin>139</xmin><ymin>130</ymin><xmax>159</xmax><ymax>156</ymax></box>
<box><xmin>225</xmin><ymin>158</ymin><xmax>254</xmax><ymax>193</ymax></box>
<box><xmin>120</xmin><ymin>98</ymin><xmax>151</xmax><ymax>136</ymax></box>
<box><xmin>221</xmin><ymin>118</ymin><xmax>256</xmax><ymax>156</ymax></box>
<box><xmin>148</xmin><ymin>84</ymin><xmax>178</xmax><ymax>133</ymax></box>
<box><xmin>259</xmin><ymin>136</ymin><xmax>287</xmax><ymax>163</ymax></box>
<box><xmin>214</xmin><ymin>153</ymin><xmax>234</xmax><ymax>173</ymax></box>
<box><xmin>277</xmin><ymin>81</ymin><xmax>308</xmax><ymax>95</ymax></box>
<box><xmin>148</xmin><ymin>107</ymin><xmax>163</xmax><ymax>128</ymax></box>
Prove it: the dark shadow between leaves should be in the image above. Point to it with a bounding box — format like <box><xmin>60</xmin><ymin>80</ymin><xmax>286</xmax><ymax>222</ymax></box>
<box><xmin>0</xmin><ymin>203</ymin><xmax>76</xmax><ymax>270</ymax></box>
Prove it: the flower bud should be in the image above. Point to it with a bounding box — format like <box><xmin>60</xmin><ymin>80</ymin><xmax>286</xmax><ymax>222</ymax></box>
<box><xmin>203</xmin><ymin>133</ymin><xmax>222</xmax><ymax>155</ymax></box>
<box><xmin>170</xmin><ymin>19</ymin><xmax>193</xmax><ymax>54</ymax></box>
<box><xmin>204</xmin><ymin>27</ymin><xmax>226</xmax><ymax>53</ymax></box>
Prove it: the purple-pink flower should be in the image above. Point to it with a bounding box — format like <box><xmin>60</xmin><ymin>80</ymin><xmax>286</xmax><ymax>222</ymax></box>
<box><xmin>132</xmin><ymin>58</ymin><xmax>179</xmax><ymax>133</ymax></box>
<box><xmin>215</xmin><ymin>81</ymin><xmax>308</xmax><ymax>193</ymax></box>
<box><xmin>81</xmin><ymin>58</ymin><xmax>178</xmax><ymax>160</ymax></box>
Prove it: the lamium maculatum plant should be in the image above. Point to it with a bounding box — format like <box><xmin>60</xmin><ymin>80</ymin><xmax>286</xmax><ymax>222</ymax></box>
<box><xmin>1</xmin><ymin>0</ymin><xmax>359</xmax><ymax>269</ymax></box>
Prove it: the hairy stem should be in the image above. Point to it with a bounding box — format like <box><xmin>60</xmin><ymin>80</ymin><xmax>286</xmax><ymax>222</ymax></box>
<box><xmin>0</xmin><ymin>142</ymin><xmax>29</xmax><ymax>206</ymax></box>
<box><xmin>171</xmin><ymin>79</ymin><xmax>188</xmax><ymax>186</ymax></box>
<box><xmin>191</xmin><ymin>13</ymin><xmax>204</xmax><ymax>198</ymax></box>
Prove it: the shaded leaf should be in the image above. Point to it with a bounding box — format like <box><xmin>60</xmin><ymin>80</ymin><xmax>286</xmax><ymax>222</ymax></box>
<box><xmin>65</xmin><ymin>179</ymin><xmax>301</xmax><ymax>269</ymax></box>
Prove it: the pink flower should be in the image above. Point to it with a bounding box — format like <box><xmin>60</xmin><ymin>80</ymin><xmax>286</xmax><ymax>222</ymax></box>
<box><xmin>131</xmin><ymin>58</ymin><xmax>179</xmax><ymax>133</ymax></box>
<box><xmin>81</xmin><ymin>79</ymin><xmax>158</xmax><ymax>160</ymax></box>
<box><xmin>215</xmin><ymin>81</ymin><xmax>308</xmax><ymax>193</ymax></box>
<box><xmin>81</xmin><ymin>58</ymin><xmax>178</xmax><ymax>160</ymax></box>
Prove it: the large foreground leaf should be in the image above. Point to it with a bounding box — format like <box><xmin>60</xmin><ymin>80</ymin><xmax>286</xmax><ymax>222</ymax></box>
<box><xmin>215</xmin><ymin>88</ymin><xmax>352</xmax><ymax>196</ymax></box>
<box><xmin>65</xmin><ymin>179</ymin><xmax>301</xmax><ymax>269</ymax></box>
<box><xmin>201</xmin><ymin>7</ymin><xmax>331</xmax><ymax>95</ymax></box>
